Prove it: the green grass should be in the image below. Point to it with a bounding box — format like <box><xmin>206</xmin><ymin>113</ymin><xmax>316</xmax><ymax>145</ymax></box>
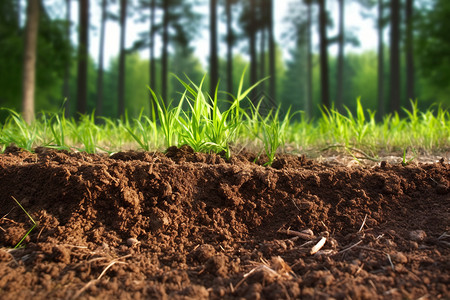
<box><xmin>1</xmin><ymin>76</ymin><xmax>449</xmax><ymax>164</ymax></box>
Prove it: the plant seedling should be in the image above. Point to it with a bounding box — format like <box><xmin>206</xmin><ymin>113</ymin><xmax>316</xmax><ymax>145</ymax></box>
<box><xmin>11</xmin><ymin>196</ymin><xmax>37</xmax><ymax>248</ymax></box>
<box><xmin>402</xmin><ymin>148</ymin><xmax>417</xmax><ymax>166</ymax></box>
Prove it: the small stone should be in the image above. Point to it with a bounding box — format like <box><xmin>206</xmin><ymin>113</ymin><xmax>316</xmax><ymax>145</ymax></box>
<box><xmin>392</xmin><ymin>252</ymin><xmax>408</xmax><ymax>264</ymax></box>
<box><xmin>409</xmin><ymin>241</ymin><xmax>419</xmax><ymax>250</ymax></box>
<box><xmin>409</xmin><ymin>230</ymin><xmax>427</xmax><ymax>242</ymax></box>
<box><xmin>127</xmin><ymin>237</ymin><xmax>140</xmax><ymax>247</ymax></box>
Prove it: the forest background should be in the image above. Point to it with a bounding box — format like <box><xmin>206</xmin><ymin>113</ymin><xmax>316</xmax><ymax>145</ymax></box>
<box><xmin>1</xmin><ymin>0</ymin><xmax>449</xmax><ymax>124</ymax></box>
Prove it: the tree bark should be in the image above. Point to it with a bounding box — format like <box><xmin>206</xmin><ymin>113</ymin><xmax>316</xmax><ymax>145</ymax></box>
<box><xmin>389</xmin><ymin>0</ymin><xmax>400</xmax><ymax>113</ymax></box>
<box><xmin>118</xmin><ymin>0</ymin><xmax>127</xmax><ymax>117</ymax></box>
<box><xmin>161</xmin><ymin>0</ymin><xmax>169</xmax><ymax>104</ymax></box>
<box><xmin>209</xmin><ymin>0</ymin><xmax>218</xmax><ymax>99</ymax></box>
<box><xmin>226</xmin><ymin>0</ymin><xmax>233</xmax><ymax>96</ymax></box>
<box><xmin>336</xmin><ymin>0</ymin><xmax>344</xmax><ymax>110</ymax></box>
<box><xmin>96</xmin><ymin>0</ymin><xmax>107</xmax><ymax>117</ymax></box>
<box><xmin>63</xmin><ymin>0</ymin><xmax>71</xmax><ymax>117</ymax></box>
<box><xmin>268</xmin><ymin>0</ymin><xmax>276</xmax><ymax>102</ymax></box>
<box><xmin>149</xmin><ymin>0</ymin><xmax>156</xmax><ymax>92</ymax></box>
<box><xmin>318</xmin><ymin>0</ymin><xmax>330</xmax><ymax>109</ymax></box>
<box><xmin>306</xmin><ymin>0</ymin><xmax>312</xmax><ymax>118</ymax></box>
<box><xmin>377</xmin><ymin>0</ymin><xmax>384</xmax><ymax>118</ymax></box>
<box><xmin>249</xmin><ymin>0</ymin><xmax>257</xmax><ymax>103</ymax></box>
<box><xmin>405</xmin><ymin>0</ymin><xmax>414</xmax><ymax>101</ymax></box>
<box><xmin>76</xmin><ymin>0</ymin><xmax>89</xmax><ymax>116</ymax></box>
<box><xmin>21</xmin><ymin>0</ymin><xmax>40</xmax><ymax>124</ymax></box>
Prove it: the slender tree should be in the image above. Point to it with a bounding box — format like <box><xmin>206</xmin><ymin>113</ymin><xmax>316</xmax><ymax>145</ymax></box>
<box><xmin>21</xmin><ymin>0</ymin><xmax>40</xmax><ymax>123</ymax></box>
<box><xmin>259</xmin><ymin>0</ymin><xmax>266</xmax><ymax>91</ymax></box>
<box><xmin>377</xmin><ymin>0</ymin><xmax>385</xmax><ymax>117</ymax></box>
<box><xmin>336</xmin><ymin>0</ymin><xmax>344</xmax><ymax>110</ymax></box>
<box><xmin>318</xmin><ymin>0</ymin><xmax>329</xmax><ymax>108</ymax></box>
<box><xmin>17</xmin><ymin>0</ymin><xmax>21</xmax><ymax>27</ymax></box>
<box><xmin>405</xmin><ymin>0</ymin><xmax>414</xmax><ymax>101</ymax></box>
<box><xmin>63</xmin><ymin>0</ymin><xmax>71</xmax><ymax>117</ymax></box>
<box><xmin>268</xmin><ymin>0</ymin><xmax>276</xmax><ymax>102</ymax></box>
<box><xmin>389</xmin><ymin>0</ymin><xmax>400</xmax><ymax>113</ymax></box>
<box><xmin>118</xmin><ymin>0</ymin><xmax>127</xmax><ymax>117</ymax></box>
<box><xmin>97</xmin><ymin>0</ymin><xmax>107</xmax><ymax>117</ymax></box>
<box><xmin>161</xmin><ymin>0</ymin><xmax>169</xmax><ymax>102</ymax></box>
<box><xmin>149</xmin><ymin>0</ymin><xmax>156</xmax><ymax>91</ymax></box>
<box><xmin>306</xmin><ymin>0</ymin><xmax>313</xmax><ymax>118</ymax></box>
<box><xmin>249</xmin><ymin>0</ymin><xmax>257</xmax><ymax>102</ymax></box>
<box><xmin>225</xmin><ymin>0</ymin><xmax>233</xmax><ymax>96</ymax></box>
<box><xmin>77</xmin><ymin>0</ymin><xmax>89</xmax><ymax>115</ymax></box>
<box><xmin>210</xmin><ymin>0</ymin><xmax>218</xmax><ymax>98</ymax></box>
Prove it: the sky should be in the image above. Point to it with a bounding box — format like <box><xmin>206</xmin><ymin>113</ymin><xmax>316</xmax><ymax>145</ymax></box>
<box><xmin>62</xmin><ymin>0</ymin><xmax>381</xmax><ymax>69</ymax></box>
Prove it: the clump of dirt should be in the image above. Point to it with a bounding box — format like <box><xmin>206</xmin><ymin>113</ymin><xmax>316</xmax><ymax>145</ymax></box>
<box><xmin>0</xmin><ymin>146</ymin><xmax>449</xmax><ymax>299</ymax></box>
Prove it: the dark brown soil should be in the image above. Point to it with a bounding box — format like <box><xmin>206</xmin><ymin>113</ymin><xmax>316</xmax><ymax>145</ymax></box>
<box><xmin>0</xmin><ymin>145</ymin><xmax>449</xmax><ymax>299</ymax></box>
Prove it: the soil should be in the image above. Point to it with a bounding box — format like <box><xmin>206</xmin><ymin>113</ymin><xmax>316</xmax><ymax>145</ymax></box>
<box><xmin>0</xmin><ymin>145</ymin><xmax>449</xmax><ymax>299</ymax></box>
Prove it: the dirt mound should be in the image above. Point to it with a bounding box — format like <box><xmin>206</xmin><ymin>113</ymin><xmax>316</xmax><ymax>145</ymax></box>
<box><xmin>0</xmin><ymin>146</ymin><xmax>449</xmax><ymax>299</ymax></box>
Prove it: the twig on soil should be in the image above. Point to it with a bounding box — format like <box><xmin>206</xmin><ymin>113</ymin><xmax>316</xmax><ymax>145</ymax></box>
<box><xmin>310</xmin><ymin>237</ymin><xmax>327</xmax><ymax>255</ymax></box>
<box><xmin>73</xmin><ymin>254</ymin><xmax>131</xmax><ymax>299</ymax></box>
<box><xmin>386</xmin><ymin>254</ymin><xmax>395</xmax><ymax>271</ymax></box>
<box><xmin>336</xmin><ymin>240</ymin><xmax>363</xmax><ymax>255</ymax></box>
<box><xmin>358</xmin><ymin>214</ymin><xmax>368</xmax><ymax>232</ymax></box>
<box><xmin>278</xmin><ymin>228</ymin><xmax>315</xmax><ymax>240</ymax></box>
<box><xmin>1</xmin><ymin>248</ymin><xmax>19</xmax><ymax>266</ymax></box>
<box><xmin>356</xmin><ymin>246</ymin><xmax>385</xmax><ymax>254</ymax></box>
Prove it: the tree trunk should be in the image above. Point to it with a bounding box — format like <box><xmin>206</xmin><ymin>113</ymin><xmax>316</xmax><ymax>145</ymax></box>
<box><xmin>226</xmin><ymin>0</ymin><xmax>233</xmax><ymax>96</ymax></box>
<box><xmin>318</xmin><ymin>0</ymin><xmax>330</xmax><ymax>109</ymax></box>
<box><xmin>149</xmin><ymin>0</ymin><xmax>156</xmax><ymax>92</ymax></box>
<box><xmin>377</xmin><ymin>0</ymin><xmax>384</xmax><ymax>118</ymax></box>
<box><xmin>63</xmin><ymin>0</ymin><xmax>71</xmax><ymax>117</ymax></box>
<box><xmin>405</xmin><ymin>0</ymin><xmax>414</xmax><ymax>101</ymax></box>
<box><xmin>209</xmin><ymin>0</ymin><xmax>218</xmax><ymax>99</ymax></box>
<box><xmin>96</xmin><ymin>0</ymin><xmax>107</xmax><ymax>117</ymax></box>
<box><xmin>268</xmin><ymin>0</ymin><xmax>276</xmax><ymax>102</ymax></box>
<box><xmin>17</xmin><ymin>0</ymin><xmax>21</xmax><ymax>28</ymax></box>
<box><xmin>161</xmin><ymin>0</ymin><xmax>169</xmax><ymax>104</ymax></box>
<box><xmin>259</xmin><ymin>19</ymin><xmax>266</xmax><ymax>95</ymax></box>
<box><xmin>389</xmin><ymin>0</ymin><xmax>400</xmax><ymax>113</ymax></box>
<box><xmin>249</xmin><ymin>0</ymin><xmax>257</xmax><ymax>103</ymax></box>
<box><xmin>306</xmin><ymin>0</ymin><xmax>312</xmax><ymax>118</ymax></box>
<box><xmin>21</xmin><ymin>0</ymin><xmax>40</xmax><ymax>124</ymax></box>
<box><xmin>336</xmin><ymin>0</ymin><xmax>344</xmax><ymax>110</ymax></box>
<box><xmin>76</xmin><ymin>0</ymin><xmax>89</xmax><ymax>116</ymax></box>
<box><xmin>118</xmin><ymin>0</ymin><xmax>127</xmax><ymax>117</ymax></box>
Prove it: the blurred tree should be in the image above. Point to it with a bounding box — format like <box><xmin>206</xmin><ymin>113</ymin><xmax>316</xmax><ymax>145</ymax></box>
<box><xmin>416</xmin><ymin>0</ymin><xmax>450</xmax><ymax>105</ymax></box>
<box><xmin>118</xmin><ymin>0</ymin><xmax>128</xmax><ymax>117</ymax></box>
<box><xmin>63</xmin><ymin>0</ymin><xmax>71</xmax><ymax>116</ymax></box>
<box><xmin>149</xmin><ymin>0</ymin><xmax>156</xmax><ymax>92</ymax></box>
<box><xmin>210</xmin><ymin>0</ymin><xmax>218</xmax><ymax>98</ymax></box>
<box><xmin>282</xmin><ymin>0</ymin><xmax>310</xmax><ymax>115</ymax></box>
<box><xmin>318</xmin><ymin>0</ymin><xmax>329</xmax><ymax>108</ymax></box>
<box><xmin>377</xmin><ymin>0</ymin><xmax>385</xmax><ymax>117</ymax></box>
<box><xmin>224</xmin><ymin>0</ymin><xmax>237</xmax><ymax>96</ymax></box>
<box><xmin>306</xmin><ymin>0</ymin><xmax>313</xmax><ymax>117</ymax></box>
<box><xmin>389</xmin><ymin>0</ymin><xmax>400</xmax><ymax>113</ymax></box>
<box><xmin>77</xmin><ymin>0</ymin><xmax>89</xmax><ymax>115</ymax></box>
<box><xmin>267</xmin><ymin>0</ymin><xmax>276</xmax><ymax>103</ymax></box>
<box><xmin>358</xmin><ymin>0</ymin><xmax>388</xmax><ymax>117</ymax></box>
<box><xmin>336</xmin><ymin>0</ymin><xmax>344</xmax><ymax>110</ymax></box>
<box><xmin>96</xmin><ymin>0</ymin><xmax>108</xmax><ymax>117</ymax></box>
<box><xmin>21</xmin><ymin>0</ymin><xmax>40</xmax><ymax>123</ymax></box>
<box><xmin>405</xmin><ymin>0</ymin><xmax>414</xmax><ymax>101</ymax></box>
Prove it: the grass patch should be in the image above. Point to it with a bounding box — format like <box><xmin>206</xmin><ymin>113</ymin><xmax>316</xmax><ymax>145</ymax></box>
<box><xmin>0</xmin><ymin>77</ymin><xmax>449</xmax><ymax>163</ymax></box>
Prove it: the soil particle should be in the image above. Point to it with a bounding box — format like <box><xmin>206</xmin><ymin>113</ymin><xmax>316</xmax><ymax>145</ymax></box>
<box><xmin>0</xmin><ymin>146</ymin><xmax>449</xmax><ymax>299</ymax></box>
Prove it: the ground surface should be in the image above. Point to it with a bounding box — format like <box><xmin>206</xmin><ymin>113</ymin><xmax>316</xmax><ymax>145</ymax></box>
<box><xmin>0</xmin><ymin>145</ymin><xmax>449</xmax><ymax>299</ymax></box>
